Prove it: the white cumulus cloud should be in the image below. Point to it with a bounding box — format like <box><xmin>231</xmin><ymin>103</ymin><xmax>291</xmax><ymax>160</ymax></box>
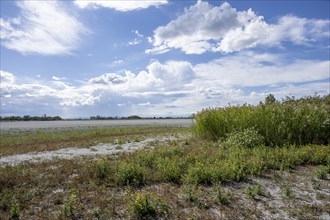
<box><xmin>0</xmin><ymin>1</ymin><xmax>88</xmax><ymax>55</ymax></box>
<box><xmin>147</xmin><ymin>1</ymin><xmax>330</xmax><ymax>54</ymax></box>
<box><xmin>74</xmin><ymin>0</ymin><xmax>168</xmax><ymax>11</ymax></box>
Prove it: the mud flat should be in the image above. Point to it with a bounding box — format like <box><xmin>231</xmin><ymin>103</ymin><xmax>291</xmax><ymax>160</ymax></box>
<box><xmin>0</xmin><ymin>119</ymin><xmax>193</xmax><ymax>130</ymax></box>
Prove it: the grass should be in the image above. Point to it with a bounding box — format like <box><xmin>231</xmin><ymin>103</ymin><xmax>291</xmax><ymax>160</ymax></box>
<box><xmin>0</xmin><ymin>94</ymin><xmax>329</xmax><ymax>219</ymax></box>
<box><xmin>0</xmin><ymin>125</ymin><xmax>189</xmax><ymax>156</ymax></box>
<box><xmin>1</xmin><ymin>139</ymin><xmax>329</xmax><ymax>219</ymax></box>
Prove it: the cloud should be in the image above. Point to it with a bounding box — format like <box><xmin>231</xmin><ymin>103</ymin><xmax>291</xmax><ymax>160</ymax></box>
<box><xmin>52</xmin><ymin>76</ymin><xmax>66</xmax><ymax>81</ymax></box>
<box><xmin>147</xmin><ymin>1</ymin><xmax>329</xmax><ymax>54</ymax></box>
<box><xmin>128</xmin><ymin>39</ymin><xmax>141</xmax><ymax>46</ymax></box>
<box><xmin>0</xmin><ymin>1</ymin><xmax>88</xmax><ymax>55</ymax></box>
<box><xmin>88</xmin><ymin>73</ymin><xmax>128</xmax><ymax>85</ymax></box>
<box><xmin>1</xmin><ymin>53</ymin><xmax>329</xmax><ymax>117</ymax></box>
<box><xmin>194</xmin><ymin>52</ymin><xmax>329</xmax><ymax>88</ymax></box>
<box><xmin>74</xmin><ymin>0</ymin><xmax>168</xmax><ymax>11</ymax></box>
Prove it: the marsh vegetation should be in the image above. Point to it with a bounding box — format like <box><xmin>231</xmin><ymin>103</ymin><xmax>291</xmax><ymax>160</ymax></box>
<box><xmin>0</xmin><ymin>95</ymin><xmax>329</xmax><ymax>219</ymax></box>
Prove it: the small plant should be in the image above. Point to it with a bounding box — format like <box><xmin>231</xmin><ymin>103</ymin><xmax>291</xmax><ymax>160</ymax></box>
<box><xmin>216</xmin><ymin>186</ymin><xmax>231</xmax><ymax>206</ymax></box>
<box><xmin>10</xmin><ymin>198</ymin><xmax>20</xmax><ymax>220</ymax></box>
<box><xmin>92</xmin><ymin>207</ymin><xmax>101</xmax><ymax>219</ymax></box>
<box><xmin>130</xmin><ymin>192</ymin><xmax>166</xmax><ymax>219</ymax></box>
<box><xmin>245</xmin><ymin>184</ymin><xmax>262</xmax><ymax>200</ymax></box>
<box><xmin>62</xmin><ymin>191</ymin><xmax>82</xmax><ymax>219</ymax></box>
<box><xmin>282</xmin><ymin>183</ymin><xmax>294</xmax><ymax>199</ymax></box>
<box><xmin>314</xmin><ymin>166</ymin><xmax>329</xmax><ymax>180</ymax></box>
<box><xmin>311</xmin><ymin>177</ymin><xmax>320</xmax><ymax>190</ymax></box>
<box><xmin>182</xmin><ymin>184</ymin><xmax>198</xmax><ymax>202</ymax></box>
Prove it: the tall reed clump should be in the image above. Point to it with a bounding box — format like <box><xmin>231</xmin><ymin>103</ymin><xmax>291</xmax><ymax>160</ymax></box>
<box><xmin>193</xmin><ymin>94</ymin><xmax>330</xmax><ymax>146</ymax></box>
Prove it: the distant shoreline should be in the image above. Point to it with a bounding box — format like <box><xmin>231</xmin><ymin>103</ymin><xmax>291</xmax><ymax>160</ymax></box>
<box><xmin>0</xmin><ymin>119</ymin><xmax>194</xmax><ymax>130</ymax></box>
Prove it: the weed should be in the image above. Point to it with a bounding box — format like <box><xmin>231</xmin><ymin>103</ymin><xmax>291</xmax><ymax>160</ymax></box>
<box><xmin>245</xmin><ymin>184</ymin><xmax>262</xmax><ymax>200</ymax></box>
<box><xmin>88</xmin><ymin>157</ymin><xmax>111</xmax><ymax>180</ymax></box>
<box><xmin>115</xmin><ymin>162</ymin><xmax>145</xmax><ymax>186</ymax></box>
<box><xmin>314</xmin><ymin>166</ymin><xmax>329</xmax><ymax>180</ymax></box>
<box><xmin>61</xmin><ymin>191</ymin><xmax>83</xmax><ymax>219</ymax></box>
<box><xmin>216</xmin><ymin>186</ymin><xmax>231</xmax><ymax>206</ymax></box>
<box><xmin>92</xmin><ymin>207</ymin><xmax>101</xmax><ymax>219</ymax></box>
<box><xmin>311</xmin><ymin>177</ymin><xmax>320</xmax><ymax>190</ymax></box>
<box><xmin>130</xmin><ymin>192</ymin><xmax>167</xmax><ymax>219</ymax></box>
<box><xmin>10</xmin><ymin>198</ymin><xmax>20</xmax><ymax>220</ymax></box>
<box><xmin>282</xmin><ymin>183</ymin><xmax>294</xmax><ymax>199</ymax></box>
<box><xmin>182</xmin><ymin>184</ymin><xmax>199</xmax><ymax>202</ymax></box>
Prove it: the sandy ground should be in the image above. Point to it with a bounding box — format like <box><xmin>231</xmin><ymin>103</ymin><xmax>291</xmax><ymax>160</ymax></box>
<box><xmin>0</xmin><ymin>135</ymin><xmax>181</xmax><ymax>167</ymax></box>
<box><xmin>0</xmin><ymin>119</ymin><xmax>193</xmax><ymax>130</ymax></box>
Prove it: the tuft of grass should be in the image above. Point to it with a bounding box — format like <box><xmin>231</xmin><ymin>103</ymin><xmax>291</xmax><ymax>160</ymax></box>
<box><xmin>10</xmin><ymin>198</ymin><xmax>20</xmax><ymax>220</ymax></box>
<box><xmin>245</xmin><ymin>184</ymin><xmax>262</xmax><ymax>200</ymax></box>
<box><xmin>314</xmin><ymin>166</ymin><xmax>329</xmax><ymax>180</ymax></box>
<box><xmin>216</xmin><ymin>186</ymin><xmax>231</xmax><ymax>206</ymax></box>
<box><xmin>129</xmin><ymin>192</ymin><xmax>167</xmax><ymax>219</ymax></box>
<box><xmin>282</xmin><ymin>183</ymin><xmax>294</xmax><ymax>199</ymax></box>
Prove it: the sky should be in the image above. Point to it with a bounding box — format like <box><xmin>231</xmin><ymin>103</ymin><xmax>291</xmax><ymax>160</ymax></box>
<box><xmin>0</xmin><ymin>0</ymin><xmax>329</xmax><ymax>118</ymax></box>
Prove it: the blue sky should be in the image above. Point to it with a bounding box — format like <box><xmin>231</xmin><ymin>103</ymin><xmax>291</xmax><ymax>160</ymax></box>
<box><xmin>1</xmin><ymin>0</ymin><xmax>329</xmax><ymax>118</ymax></box>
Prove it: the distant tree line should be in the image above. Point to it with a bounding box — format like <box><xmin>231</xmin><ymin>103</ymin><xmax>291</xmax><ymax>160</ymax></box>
<box><xmin>0</xmin><ymin>115</ymin><xmax>62</xmax><ymax>121</ymax></box>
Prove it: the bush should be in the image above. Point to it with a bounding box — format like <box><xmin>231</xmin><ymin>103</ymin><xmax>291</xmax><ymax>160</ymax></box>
<box><xmin>115</xmin><ymin>162</ymin><xmax>145</xmax><ymax>187</ymax></box>
<box><xmin>194</xmin><ymin>95</ymin><xmax>330</xmax><ymax>146</ymax></box>
<box><xmin>130</xmin><ymin>192</ymin><xmax>167</xmax><ymax>219</ymax></box>
<box><xmin>223</xmin><ymin>128</ymin><xmax>264</xmax><ymax>148</ymax></box>
<box><xmin>88</xmin><ymin>157</ymin><xmax>111</xmax><ymax>180</ymax></box>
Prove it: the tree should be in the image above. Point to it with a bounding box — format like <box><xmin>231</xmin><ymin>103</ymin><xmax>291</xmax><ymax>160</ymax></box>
<box><xmin>265</xmin><ymin>94</ymin><xmax>276</xmax><ymax>105</ymax></box>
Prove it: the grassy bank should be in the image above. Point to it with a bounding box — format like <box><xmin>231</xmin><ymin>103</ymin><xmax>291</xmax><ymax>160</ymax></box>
<box><xmin>0</xmin><ymin>126</ymin><xmax>188</xmax><ymax>156</ymax></box>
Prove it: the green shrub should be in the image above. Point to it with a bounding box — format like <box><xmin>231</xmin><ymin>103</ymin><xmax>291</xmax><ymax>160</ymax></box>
<box><xmin>88</xmin><ymin>157</ymin><xmax>111</xmax><ymax>180</ymax></box>
<box><xmin>184</xmin><ymin>161</ymin><xmax>213</xmax><ymax>185</ymax></box>
<box><xmin>130</xmin><ymin>192</ymin><xmax>167</xmax><ymax>219</ymax></box>
<box><xmin>224</xmin><ymin>128</ymin><xmax>264</xmax><ymax>148</ymax></box>
<box><xmin>194</xmin><ymin>95</ymin><xmax>330</xmax><ymax>146</ymax></box>
<box><xmin>115</xmin><ymin>162</ymin><xmax>145</xmax><ymax>186</ymax></box>
<box><xmin>156</xmin><ymin>157</ymin><xmax>183</xmax><ymax>183</ymax></box>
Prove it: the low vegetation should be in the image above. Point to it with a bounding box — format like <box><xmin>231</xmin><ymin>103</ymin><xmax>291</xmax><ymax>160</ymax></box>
<box><xmin>0</xmin><ymin>126</ymin><xmax>188</xmax><ymax>156</ymax></box>
<box><xmin>0</xmin><ymin>94</ymin><xmax>329</xmax><ymax>219</ymax></box>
